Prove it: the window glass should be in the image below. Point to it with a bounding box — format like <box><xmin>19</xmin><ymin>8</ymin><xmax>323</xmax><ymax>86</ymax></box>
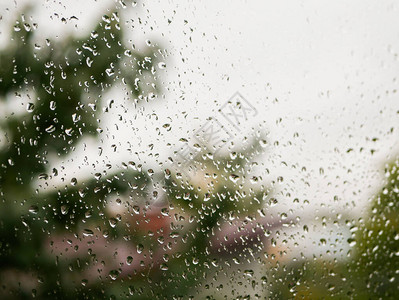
<box><xmin>0</xmin><ymin>1</ymin><xmax>398</xmax><ymax>299</ymax></box>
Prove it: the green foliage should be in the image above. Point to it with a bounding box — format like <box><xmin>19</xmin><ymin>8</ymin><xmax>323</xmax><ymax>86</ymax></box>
<box><xmin>268</xmin><ymin>158</ymin><xmax>399</xmax><ymax>299</ymax></box>
<box><xmin>351</xmin><ymin>158</ymin><xmax>399</xmax><ymax>298</ymax></box>
<box><xmin>0</xmin><ymin>9</ymin><xmax>157</xmax><ymax>299</ymax></box>
<box><xmin>0</xmin><ymin>8</ymin><xmax>270</xmax><ymax>300</ymax></box>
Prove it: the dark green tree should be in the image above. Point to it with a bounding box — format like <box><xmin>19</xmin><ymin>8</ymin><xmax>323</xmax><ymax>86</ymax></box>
<box><xmin>350</xmin><ymin>157</ymin><xmax>399</xmax><ymax>298</ymax></box>
<box><xmin>0</xmin><ymin>8</ymin><xmax>158</xmax><ymax>299</ymax></box>
<box><xmin>267</xmin><ymin>157</ymin><xmax>399</xmax><ymax>299</ymax></box>
<box><xmin>0</xmin><ymin>7</ymin><xmax>279</xmax><ymax>300</ymax></box>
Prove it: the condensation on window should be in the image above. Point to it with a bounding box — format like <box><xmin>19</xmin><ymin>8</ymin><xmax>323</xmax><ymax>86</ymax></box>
<box><xmin>0</xmin><ymin>0</ymin><xmax>398</xmax><ymax>299</ymax></box>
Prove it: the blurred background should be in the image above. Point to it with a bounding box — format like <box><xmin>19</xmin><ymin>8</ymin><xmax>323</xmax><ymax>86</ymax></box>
<box><xmin>0</xmin><ymin>0</ymin><xmax>398</xmax><ymax>299</ymax></box>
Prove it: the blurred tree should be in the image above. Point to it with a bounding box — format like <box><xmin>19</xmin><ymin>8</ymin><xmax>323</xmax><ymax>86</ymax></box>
<box><xmin>0</xmin><ymin>6</ymin><xmax>282</xmax><ymax>300</ymax></box>
<box><xmin>267</xmin><ymin>157</ymin><xmax>399</xmax><ymax>299</ymax></box>
<box><xmin>0</xmin><ymin>8</ymin><xmax>158</xmax><ymax>299</ymax></box>
<box><xmin>350</xmin><ymin>157</ymin><xmax>399</xmax><ymax>298</ymax></box>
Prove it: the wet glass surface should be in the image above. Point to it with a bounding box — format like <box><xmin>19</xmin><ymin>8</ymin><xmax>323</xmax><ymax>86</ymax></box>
<box><xmin>0</xmin><ymin>1</ymin><xmax>399</xmax><ymax>299</ymax></box>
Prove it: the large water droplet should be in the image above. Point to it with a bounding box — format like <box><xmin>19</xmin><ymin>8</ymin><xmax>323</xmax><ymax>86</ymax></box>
<box><xmin>29</xmin><ymin>205</ymin><xmax>39</xmax><ymax>214</ymax></box>
<box><xmin>83</xmin><ymin>229</ymin><xmax>94</xmax><ymax>237</ymax></box>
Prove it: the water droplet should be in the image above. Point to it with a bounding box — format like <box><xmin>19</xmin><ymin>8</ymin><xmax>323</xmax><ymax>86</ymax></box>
<box><xmin>72</xmin><ymin>113</ymin><xmax>80</xmax><ymax>123</ymax></box>
<box><xmin>204</xmin><ymin>193</ymin><xmax>210</xmax><ymax>202</ymax></box>
<box><xmin>90</xmin><ymin>31</ymin><xmax>98</xmax><ymax>38</ymax></box>
<box><xmin>250</xmin><ymin>176</ymin><xmax>258</xmax><ymax>184</ymax></box>
<box><xmin>132</xmin><ymin>205</ymin><xmax>140</xmax><ymax>214</ymax></box>
<box><xmin>106</xmin><ymin>68</ymin><xmax>114</xmax><ymax>76</ymax></box>
<box><xmin>29</xmin><ymin>205</ymin><xmax>39</xmax><ymax>214</ymax></box>
<box><xmin>45</xmin><ymin>125</ymin><xmax>56</xmax><ymax>133</ymax></box>
<box><xmin>259</xmin><ymin>140</ymin><xmax>267</xmax><ymax>148</ymax></box>
<box><xmin>348</xmin><ymin>238</ymin><xmax>356</xmax><ymax>247</ymax></box>
<box><xmin>65</xmin><ymin>128</ymin><xmax>74</xmax><ymax>136</ymax></box>
<box><xmin>229</xmin><ymin>174</ymin><xmax>239</xmax><ymax>183</ymax></box>
<box><xmin>137</xmin><ymin>244</ymin><xmax>144</xmax><ymax>254</ymax></box>
<box><xmin>61</xmin><ymin>205</ymin><xmax>69</xmax><ymax>215</ymax></box>
<box><xmin>83</xmin><ymin>229</ymin><xmax>94</xmax><ymax>237</ymax></box>
<box><xmin>38</xmin><ymin>173</ymin><xmax>48</xmax><ymax>180</ymax></box>
<box><xmin>102</xmin><ymin>15</ymin><xmax>111</xmax><ymax>24</ymax></box>
<box><xmin>109</xmin><ymin>270</ymin><xmax>119</xmax><ymax>280</ymax></box>
<box><xmin>244</xmin><ymin>269</ymin><xmax>254</xmax><ymax>278</ymax></box>
<box><xmin>21</xmin><ymin>218</ymin><xmax>29</xmax><ymax>227</ymax></box>
<box><xmin>109</xmin><ymin>217</ymin><xmax>118</xmax><ymax>228</ymax></box>
<box><xmin>86</xmin><ymin>57</ymin><xmax>93</xmax><ymax>67</ymax></box>
<box><xmin>23</xmin><ymin>23</ymin><xmax>31</xmax><ymax>31</ymax></box>
<box><xmin>27</xmin><ymin>102</ymin><xmax>35</xmax><ymax>112</ymax></box>
<box><xmin>49</xmin><ymin>101</ymin><xmax>56</xmax><ymax>110</ymax></box>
